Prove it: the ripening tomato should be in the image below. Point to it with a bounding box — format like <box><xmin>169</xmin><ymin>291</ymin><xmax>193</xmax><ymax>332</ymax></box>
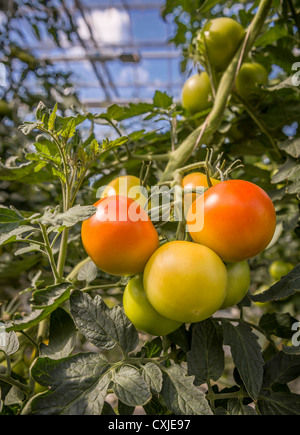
<box><xmin>199</xmin><ymin>17</ymin><xmax>245</xmax><ymax>71</ymax></box>
<box><xmin>181</xmin><ymin>72</ymin><xmax>213</xmax><ymax>115</ymax></box>
<box><xmin>123</xmin><ymin>275</ymin><xmax>182</xmax><ymax>336</ymax></box>
<box><xmin>81</xmin><ymin>195</ymin><xmax>159</xmax><ymax>277</ymax></box>
<box><xmin>143</xmin><ymin>241</ymin><xmax>227</xmax><ymax>324</ymax></box>
<box><xmin>182</xmin><ymin>171</ymin><xmax>220</xmax><ymax>197</ymax></box>
<box><xmin>221</xmin><ymin>261</ymin><xmax>251</xmax><ymax>309</ymax></box>
<box><xmin>235</xmin><ymin>62</ymin><xmax>268</xmax><ymax>99</ymax></box>
<box><xmin>101</xmin><ymin>175</ymin><xmax>150</xmax><ymax>210</ymax></box>
<box><xmin>187</xmin><ymin>180</ymin><xmax>276</xmax><ymax>263</ymax></box>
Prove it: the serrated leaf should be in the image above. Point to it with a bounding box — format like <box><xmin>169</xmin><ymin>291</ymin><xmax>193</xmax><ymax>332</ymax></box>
<box><xmin>187</xmin><ymin>319</ymin><xmax>224</xmax><ymax>386</ymax></box>
<box><xmin>142</xmin><ymin>363</ymin><xmax>163</xmax><ymax>394</ymax></box>
<box><xmin>113</xmin><ymin>366</ymin><xmax>151</xmax><ymax>407</ymax></box>
<box><xmin>57</xmin><ymin>205</ymin><xmax>96</xmax><ymax>228</ymax></box>
<box><xmin>31</xmin><ymin>282</ymin><xmax>72</xmax><ymax>310</ymax></box>
<box><xmin>257</xmin><ymin>390</ymin><xmax>300</xmax><ymax>415</ymax></box>
<box><xmin>70</xmin><ymin>291</ymin><xmax>139</xmax><ymax>353</ymax></box>
<box><xmin>24</xmin><ymin>353</ymin><xmax>112</xmax><ymax>415</ymax></box>
<box><xmin>39</xmin><ymin>308</ymin><xmax>76</xmax><ymax>360</ymax></box>
<box><xmin>262</xmin><ymin>351</ymin><xmax>300</xmax><ymax>389</ymax></box>
<box><xmin>222</xmin><ymin>320</ymin><xmax>264</xmax><ymax>400</ymax></box>
<box><xmin>251</xmin><ymin>265</ymin><xmax>300</xmax><ymax>303</ymax></box>
<box><xmin>0</xmin><ymin>226</ymin><xmax>37</xmax><ymax>246</ymax></box>
<box><xmin>161</xmin><ymin>364</ymin><xmax>213</xmax><ymax>415</ymax></box>
<box><xmin>278</xmin><ymin>137</ymin><xmax>300</xmax><ymax>158</ymax></box>
<box><xmin>60</xmin><ymin>118</ymin><xmax>76</xmax><ymax>140</ymax></box>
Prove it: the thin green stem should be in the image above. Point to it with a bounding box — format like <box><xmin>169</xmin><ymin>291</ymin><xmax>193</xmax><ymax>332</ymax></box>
<box><xmin>57</xmin><ymin>228</ymin><xmax>69</xmax><ymax>278</ymax></box>
<box><xmin>81</xmin><ymin>281</ymin><xmax>125</xmax><ymax>293</ymax></box>
<box><xmin>40</xmin><ymin>224</ymin><xmax>60</xmax><ymax>283</ymax></box>
<box><xmin>66</xmin><ymin>257</ymin><xmax>91</xmax><ymax>282</ymax></box>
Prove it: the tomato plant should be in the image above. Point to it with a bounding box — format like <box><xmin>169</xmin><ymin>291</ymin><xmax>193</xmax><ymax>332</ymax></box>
<box><xmin>0</xmin><ymin>0</ymin><xmax>299</xmax><ymax>418</ymax></box>
<box><xmin>123</xmin><ymin>275</ymin><xmax>182</xmax><ymax>336</ymax></box>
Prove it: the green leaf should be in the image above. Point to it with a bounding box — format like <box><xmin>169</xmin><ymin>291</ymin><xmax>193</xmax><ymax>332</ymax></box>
<box><xmin>259</xmin><ymin>313</ymin><xmax>299</xmax><ymax>339</ymax></box>
<box><xmin>24</xmin><ymin>353</ymin><xmax>112</xmax><ymax>415</ymax></box>
<box><xmin>77</xmin><ymin>260</ymin><xmax>98</xmax><ymax>284</ymax></box>
<box><xmin>0</xmin><ymin>330</ymin><xmax>19</xmax><ymax>356</ymax></box>
<box><xmin>39</xmin><ymin>308</ymin><xmax>76</xmax><ymax>360</ymax></box>
<box><xmin>251</xmin><ymin>265</ymin><xmax>300</xmax><ymax>303</ymax></box>
<box><xmin>272</xmin><ymin>157</ymin><xmax>300</xmax><ymax>184</ymax></box>
<box><xmin>0</xmin><ymin>226</ymin><xmax>37</xmax><ymax>246</ymax></box>
<box><xmin>102</xmin><ymin>136</ymin><xmax>129</xmax><ymax>152</ymax></box>
<box><xmin>142</xmin><ymin>363</ymin><xmax>163</xmax><ymax>394</ymax></box>
<box><xmin>0</xmin><ymin>206</ymin><xmax>24</xmax><ymax>232</ymax></box>
<box><xmin>255</xmin><ymin>23</ymin><xmax>288</xmax><ymax>47</ymax></box>
<box><xmin>222</xmin><ymin>320</ymin><xmax>264</xmax><ymax>400</ymax></box>
<box><xmin>113</xmin><ymin>366</ymin><xmax>151</xmax><ymax>407</ymax></box>
<box><xmin>70</xmin><ymin>291</ymin><xmax>139</xmax><ymax>353</ymax></box>
<box><xmin>57</xmin><ymin>205</ymin><xmax>96</xmax><ymax>228</ymax></box>
<box><xmin>187</xmin><ymin>319</ymin><xmax>224</xmax><ymax>386</ymax></box>
<box><xmin>278</xmin><ymin>137</ymin><xmax>300</xmax><ymax>158</ymax></box>
<box><xmin>153</xmin><ymin>91</ymin><xmax>173</xmax><ymax>109</ymax></box>
<box><xmin>227</xmin><ymin>400</ymin><xmax>257</xmax><ymax>415</ymax></box>
<box><xmin>48</xmin><ymin>103</ymin><xmax>58</xmax><ymax>131</ymax></box>
<box><xmin>262</xmin><ymin>351</ymin><xmax>300</xmax><ymax>389</ymax></box>
<box><xmin>60</xmin><ymin>118</ymin><xmax>76</xmax><ymax>140</ymax></box>
<box><xmin>31</xmin><ymin>282</ymin><xmax>72</xmax><ymax>310</ymax></box>
<box><xmin>257</xmin><ymin>390</ymin><xmax>300</xmax><ymax>415</ymax></box>
<box><xmin>198</xmin><ymin>0</ymin><xmax>226</xmax><ymax>13</ymax></box>
<box><xmin>161</xmin><ymin>364</ymin><xmax>213</xmax><ymax>415</ymax></box>
<box><xmin>6</xmin><ymin>310</ymin><xmax>51</xmax><ymax>332</ymax></box>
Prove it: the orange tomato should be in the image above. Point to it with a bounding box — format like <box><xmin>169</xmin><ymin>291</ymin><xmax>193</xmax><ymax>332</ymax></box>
<box><xmin>187</xmin><ymin>180</ymin><xmax>276</xmax><ymax>263</ymax></box>
<box><xmin>81</xmin><ymin>195</ymin><xmax>159</xmax><ymax>276</ymax></box>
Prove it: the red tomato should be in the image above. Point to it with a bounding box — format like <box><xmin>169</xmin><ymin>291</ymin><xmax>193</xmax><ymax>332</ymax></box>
<box><xmin>187</xmin><ymin>180</ymin><xmax>276</xmax><ymax>263</ymax></box>
<box><xmin>81</xmin><ymin>196</ymin><xmax>159</xmax><ymax>276</ymax></box>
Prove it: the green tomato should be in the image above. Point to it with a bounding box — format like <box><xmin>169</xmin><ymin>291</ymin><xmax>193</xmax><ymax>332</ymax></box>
<box><xmin>269</xmin><ymin>261</ymin><xmax>294</xmax><ymax>281</ymax></box>
<box><xmin>221</xmin><ymin>261</ymin><xmax>251</xmax><ymax>309</ymax></box>
<box><xmin>235</xmin><ymin>62</ymin><xmax>268</xmax><ymax>99</ymax></box>
<box><xmin>123</xmin><ymin>275</ymin><xmax>182</xmax><ymax>336</ymax></box>
<box><xmin>181</xmin><ymin>72</ymin><xmax>213</xmax><ymax>115</ymax></box>
<box><xmin>199</xmin><ymin>17</ymin><xmax>245</xmax><ymax>71</ymax></box>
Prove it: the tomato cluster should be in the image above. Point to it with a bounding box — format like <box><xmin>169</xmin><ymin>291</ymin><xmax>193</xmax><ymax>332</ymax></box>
<box><xmin>81</xmin><ymin>171</ymin><xmax>276</xmax><ymax>337</ymax></box>
<box><xmin>182</xmin><ymin>17</ymin><xmax>269</xmax><ymax>114</ymax></box>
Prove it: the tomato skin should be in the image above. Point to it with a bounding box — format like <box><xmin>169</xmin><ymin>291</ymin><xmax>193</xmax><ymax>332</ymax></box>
<box><xmin>200</xmin><ymin>18</ymin><xmax>245</xmax><ymax>70</ymax></box>
<box><xmin>181</xmin><ymin>72</ymin><xmax>212</xmax><ymax>115</ymax></box>
<box><xmin>143</xmin><ymin>241</ymin><xmax>227</xmax><ymax>324</ymax></box>
<box><xmin>221</xmin><ymin>261</ymin><xmax>251</xmax><ymax>309</ymax></box>
<box><xmin>269</xmin><ymin>261</ymin><xmax>294</xmax><ymax>281</ymax></box>
<box><xmin>187</xmin><ymin>180</ymin><xmax>276</xmax><ymax>263</ymax></box>
<box><xmin>81</xmin><ymin>196</ymin><xmax>159</xmax><ymax>277</ymax></box>
<box><xmin>235</xmin><ymin>63</ymin><xmax>268</xmax><ymax>99</ymax></box>
<box><xmin>182</xmin><ymin>172</ymin><xmax>220</xmax><ymax>197</ymax></box>
<box><xmin>101</xmin><ymin>175</ymin><xmax>149</xmax><ymax>210</ymax></box>
<box><xmin>123</xmin><ymin>275</ymin><xmax>182</xmax><ymax>336</ymax></box>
